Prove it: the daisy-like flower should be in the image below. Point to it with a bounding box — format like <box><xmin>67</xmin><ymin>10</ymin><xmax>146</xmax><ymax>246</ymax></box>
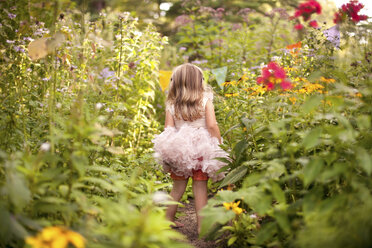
<box><xmin>223</xmin><ymin>201</ymin><xmax>243</xmax><ymax>215</ymax></box>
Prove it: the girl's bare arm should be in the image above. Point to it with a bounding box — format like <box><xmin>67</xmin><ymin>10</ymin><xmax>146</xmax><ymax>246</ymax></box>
<box><xmin>205</xmin><ymin>100</ymin><xmax>222</xmax><ymax>144</ymax></box>
<box><xmin>165</xmin><ymin>110</ymin><xmax>175</xmax><ymax>128</ymax></box>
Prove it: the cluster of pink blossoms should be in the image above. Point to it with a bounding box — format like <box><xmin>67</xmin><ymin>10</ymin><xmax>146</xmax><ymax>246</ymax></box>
<box><xmin>256</xmin><ymin>62</ymin><xmax>292</xmax><ymax>91</ymax></box>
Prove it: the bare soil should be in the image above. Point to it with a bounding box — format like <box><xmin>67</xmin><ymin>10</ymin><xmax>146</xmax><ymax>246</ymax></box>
<box><xmin>175</xmin><ymin>198</ymin><xmax>216</xmax><ymax>248</ymax></box>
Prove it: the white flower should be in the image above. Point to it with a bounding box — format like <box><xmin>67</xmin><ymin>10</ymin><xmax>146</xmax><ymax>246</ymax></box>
<box><xmin>40</xmin><ymin>142</ymin><xmax>51</xmax><ymax>151</ymax></box>
<box><xmin>152</xmin><ymin>191</ymin><xmax>170</xmax><ymax>204</ymax></box>
<box><xmin>250</xmin><ymin>213</ymin><xmax>257</xmax><ymax>219</ymax></box>
<box><xmin>56</xmin><ymin>103</ymin><xmax>62</xmax><ymax>109</ymax></box>
<box><xmin>95</xmin><ymin>103</ymin><xmax>103</xmax><ymax>110</ymax></box>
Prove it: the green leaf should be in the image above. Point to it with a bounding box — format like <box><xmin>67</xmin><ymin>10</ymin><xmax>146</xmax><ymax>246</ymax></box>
<box><xmin>216</xmin><ymin>190</ymin><xmax>241</xmax><ymax>202</ymax></box>
<box><xmin>271</xmin><ymin>182</ymin><xmax>286</xmax><ymax>204</ymax></box>
<box><xmin>233</xmin><ymin>139</ymin><xmax>248</xmax><ymax>161</ymax></box>
<box><xmin>225</xmin><ymin>110</ymin><xmax>235</xmax><ymax>121</ymax></box>
<box><xmin>222</xmin><ymin>124</ymin><xmax>240</xmax><ymax>136</ymax></box>
<box><xmin>273</xmin><ymin>210</ymin><xmax>290</xmax><ymax>234</ymax></box>
<box><xmin>302</xmin><ymin>127</ymin><xmax>322</xmax><ymax>150</ymax></box>
<box><xmin>240</xmin><ymin>187</ymin><xmax>272</xmax><ymax>215</ymax></box>
<box><xmin>6</xmin><ymin>173</ymin><xmax>31</xmax><ymax>212</ymax></box>
<box><xmin>219</xmin><ymin>165</ymin><xmax>248</xmax><ymax>188</ymax></box>
<box><xmin>307</xmin><ymin>71</ymin><xmax>323</xmax><ymax>82</ymax></box>
<box><xmin>303</xmin><ymin>158</ymin><xmax>324</xmax><ymax>187</ymax></box>
<box><xmin>356</xmin><ymin>115</ymin><xmax>371</xmax><ymax>130</ymax></box>
<box><xmin>356</xmin><ymin>147</ymin><xmax>372</xmax><ymax>175</ymax></box>
<box><xmin>319</xmin><ymin>162</ymin><xmax>347</xmax><ymax>182</ymax></box>
<box><xmin>301</xmin><ymin>95</ymin><xmax>323</xmax><ymax>113</ymax></box>
<box><xmin>241</xmin><ymin>117</ymin><xmax>256</xmax><ymax>129</ymax></box>
<box><xmin>228</xmin><ymin>236</ymin><xmax>238</xmax><ymax>246</ymax></box>
<box><xmin>242</xmin><ymin>172</ymin><xmax>263</xmax><ymax>188</ymax></box>
<box><xmin>256</xmin><ymin>222</ymin><xmax>277</xmax><ymax>245</ymax></box>
<box><xmin>211</xmin><ymin>66</ymin><xmax>227</xmax><ymax>89</ymax></box>
<box><xmin>200</xmin><ymin>207</ymin><xmax>235</xmax><ymax>237</ymax></box>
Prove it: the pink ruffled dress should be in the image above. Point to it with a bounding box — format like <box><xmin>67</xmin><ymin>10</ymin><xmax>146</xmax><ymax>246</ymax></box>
<box><xmin>152</xmin><ymin>92</ymin><xmax>228</xmax><ymax>182</ymax></box>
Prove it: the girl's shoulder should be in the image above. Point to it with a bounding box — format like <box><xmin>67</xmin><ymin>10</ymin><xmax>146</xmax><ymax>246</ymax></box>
<box><xmin>202</xmin><ymin>86</ymin><xmax>214</xmax><ymax>106</ymax></box>
<box><xmin>165</xmin><ymin>100</ymin><xmax>174</xmax><ymax>115</ymax></box>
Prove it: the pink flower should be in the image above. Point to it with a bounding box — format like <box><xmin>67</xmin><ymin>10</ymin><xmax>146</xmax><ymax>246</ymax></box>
<box><xmin>266</xmin><ymin>82</ymin><xmax>275</xmax><ymax>90</ymax></box>
<box><xmin>255</xmin><ymin>61</ymin><xmax>291</xmax><ymax>91</ymax></box>
<box><xmin>256</xmin><ymin>77</ymin><xmax>263</xmax><ymax>84</ymax></box>
<box><xmin>294</xmin><ymin>23</ymin><xmax>304</xmax><ymax>30</ymax></box>
<box><xmin>262</xmin><ymin>68</ymin><xmax>271</xmax><ymax>79</ymax></box>
<box><xmin>274</xmin><ymin>67</ymin><xmax>286</xmax><ymax>79</ymax></box>
<box><xmin>280</xmin><ymin>81</ymin><xmax>293</xmax><ymax>90</ymax></box>
<box><xmin>267</xmin><ymin>61</ymin><xmax>279</xmax><ymax>70</ymax></box>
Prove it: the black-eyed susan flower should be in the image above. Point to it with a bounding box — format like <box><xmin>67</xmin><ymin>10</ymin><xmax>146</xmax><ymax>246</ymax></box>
<box><xmin>26</xmin><ymin>226</ymin><xmax>85</xmax><ymax>248</ymax></box>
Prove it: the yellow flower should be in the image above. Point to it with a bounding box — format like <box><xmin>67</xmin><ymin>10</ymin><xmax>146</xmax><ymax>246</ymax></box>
<box><xmin>355</xmin><ymin>92</ymin><xmax>362</xmax><ymax>98</ymax></box>
<box><xmin>243</xmin><ymin>127</ymin><xmax>247</xmax><ymax>132</ymax></box>
<box><xmin>223</xmin><ymin>201</ymin><xmax>243</xmax><ymax>215</ymax></box>
<box><xmin>232</xmin><ymin>207</ymin><xmax>243</xmax><ymax>215</ymax></box>
<box><xmin>66</xmin><ymin>231</ymin><xmax>85</xmax><ymax>248</ymax></box>
<box><xmin>41</xmin><ymin>227</ymin><xmax>62</xmax><ymax>242</ymax></box>
<box><xmin>289</xmin><ymin>97</ymin><xmax>296</xmax><ymax>104</ymax></box>
<box><xmin>320</xmin><ymin>77</ymin><xmax>335</xmax><ymax>83</ymax></box>
<box><xmin>275</xmin><ymin>78</ymin><xmax>283</xmax><ymax>84</ymax></box>
<box><xmin>238</xmin><ymin>74</ymin><xmax>248</xmax><ymax>82</ymax></box>
<box><xmin>26</xmin><ymin>236</ymin><xmax>46</xmax><ymax>248</ymax></box>
<box><xmin>225</xmin><ymin>93</ymin><xmax>239</xmax><ymax>97</ymax></box>
<box><xmin>51</xmin><ymin>236</ymin><xmax>69</xmax><ymax>248</ymax></box>
<box><xmin>26</xmin><ymin>226</ymin><xmax>86</xmax><ymax>248</ymax></box>
<box><xmin>223</xmin><ymin>202</ymin><xmax>233</xmax><ymax>210</ymax></box>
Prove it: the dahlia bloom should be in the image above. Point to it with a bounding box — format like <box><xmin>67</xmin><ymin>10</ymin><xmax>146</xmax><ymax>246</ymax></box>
<box><xmin>256</xmin><ymin>62</ymin><xmax>292</xmax><ymax>90</ymax></box>
<box><xmin>294</xmin><ymin>0</ymin><xmax>322</xmax><ymax>21</ymax></box>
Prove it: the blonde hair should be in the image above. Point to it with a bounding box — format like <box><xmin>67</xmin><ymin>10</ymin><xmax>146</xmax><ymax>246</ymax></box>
<box><xmin>167</xmin><ymin>63</ymin><xmax>211</xmax><ymax>121</ymax></box>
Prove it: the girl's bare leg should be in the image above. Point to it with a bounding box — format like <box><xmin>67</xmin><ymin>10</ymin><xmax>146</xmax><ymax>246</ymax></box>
<box><xmin>166</xmin><ymin>179</ymin><xmax>188</xmax><ymax>226</ymax></box>
<box><xmin>192</xmin><ymin>180</ymin><xmax>208</xmax><ymax>234</ymax></box>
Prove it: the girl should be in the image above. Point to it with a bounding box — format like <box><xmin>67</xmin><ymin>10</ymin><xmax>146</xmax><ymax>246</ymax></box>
<box><xmin>152</xmin><ymin>63</ymin><xmax>228</xmax><ymax>234</ymax></box>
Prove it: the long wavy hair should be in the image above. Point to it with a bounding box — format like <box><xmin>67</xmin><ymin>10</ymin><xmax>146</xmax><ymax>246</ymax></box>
<box><xmin>167</xmin><ymin>63</ymin><xmax>211</xmax><ymax>121</ymax></box>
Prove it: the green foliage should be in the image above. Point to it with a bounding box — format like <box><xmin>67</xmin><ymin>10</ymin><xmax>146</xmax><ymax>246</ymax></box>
<box><xmin>0</xmin><ymin>2</ymin><xmax>186</xmax><ymax>247</ymax></box>
<box><xmin>200</xmin><ymin>17</ymin><xmax>372</xmax><ymax>247</ymax></box>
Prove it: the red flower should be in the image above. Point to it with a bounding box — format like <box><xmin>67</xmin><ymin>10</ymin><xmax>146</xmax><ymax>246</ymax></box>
<box><xmin>334</xmin><ymin>0</ymin><xmax>368</xmax><ymax>24</ymax></box>
<box><xmin>294</xmin><ymin>23</ymin><xmax>304</xmax><ymax>30</ymax></box>
<box><xmin>294</xmin><ymin>0</ymin><xmax>322</xmax><ymax>21</ymax></box>
<box><xmin>309</xmin><ymin>20</ymin><xmax>318</xmax><ymax>28</ymax></box>
<box><xmin>333</xmin><ymin>12</ymin><xmax>344</xmax><ymax>24</ymax></box>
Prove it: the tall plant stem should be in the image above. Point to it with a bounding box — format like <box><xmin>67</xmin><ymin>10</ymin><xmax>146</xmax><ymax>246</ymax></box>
<box><xmin>116</xmin><ymin>17</ymin><xmax>123</xmax><ymax>102</ymax></box>
<box><xmin>266</xmin><ymin>17</ymin><xmax>280</xmax><ymax>62</ymax></box>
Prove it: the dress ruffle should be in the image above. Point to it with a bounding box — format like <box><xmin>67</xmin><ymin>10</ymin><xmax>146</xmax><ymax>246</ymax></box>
<box><xmin>152</xmin><ymin>125</ymin><xmax>228</xmax><ymax>182</ymax></box>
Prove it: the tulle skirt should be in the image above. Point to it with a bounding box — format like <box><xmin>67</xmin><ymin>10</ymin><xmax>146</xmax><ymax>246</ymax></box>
<box><xmin>152</xmin><ymin>125</ymin><xmax>229</xmax><ymax>182</ymax></box>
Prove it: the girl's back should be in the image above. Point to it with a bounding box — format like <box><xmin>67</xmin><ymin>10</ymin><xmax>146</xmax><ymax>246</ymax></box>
<box><xmin>165</xmin><ymin>91</ymin><xmax>213</xmax><ymax>130</ymax></box>
<box><xmin>152</xmin><ymin>63</ymin><xmax>228</xmax><ymax>182</ymax></box>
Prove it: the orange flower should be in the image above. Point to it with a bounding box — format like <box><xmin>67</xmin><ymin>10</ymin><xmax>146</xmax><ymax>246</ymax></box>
<box><xmin>286</xmin><ymin>41</ymin><xmax>302</xmax><ymax>50</ymax></box>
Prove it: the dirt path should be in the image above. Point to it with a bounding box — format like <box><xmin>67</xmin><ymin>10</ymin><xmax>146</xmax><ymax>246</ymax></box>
<box><xmin>175</xmin><ymin>198</ymin><xmax>216</xmax><ymax>248</ymax></box>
